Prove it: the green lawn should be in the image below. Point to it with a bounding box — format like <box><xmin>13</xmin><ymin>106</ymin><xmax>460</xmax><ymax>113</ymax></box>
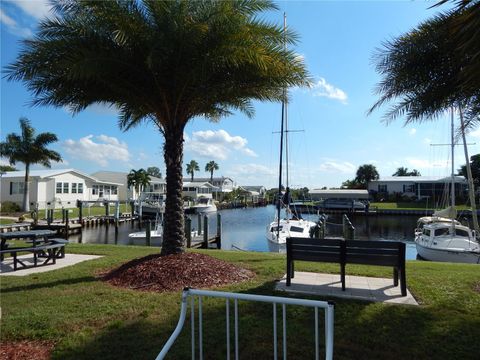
<box><xmin>1</xmin><ymin>244</ymin><xmax>479</xmax><ymax>359</ymax></box>
<box><xmin>371</xmin><ymin>202</ymin><xmax>471</xmax><ymax>211</ymax></box>
<box><xmin>0</xmin><ymin>218</ymin><xmax>16</xmax><ymax>225</ymax></box>
<box><xmin>25</xmin><ymin>203</ymin><xmax>132</xmax><ymax>220</ymax></box>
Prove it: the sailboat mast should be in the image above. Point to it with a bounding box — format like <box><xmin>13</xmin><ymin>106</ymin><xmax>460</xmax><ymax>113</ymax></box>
<box><xmin>276</xmin><ymin>12</ymin><xmax>287</xmax><ymax>234</ymax></box>
<box><xmin>458</xmin><ymin>105</ymin><xmax>480</xmax><ymax>235</ymax></box>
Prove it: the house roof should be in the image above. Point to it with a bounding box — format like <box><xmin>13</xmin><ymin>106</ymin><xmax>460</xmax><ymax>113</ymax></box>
<box><xmin>183</xmin><ymin>181</ymin><xmax>218</xmax><ymax>189</ymax></box>
<box><xmin>92</xmin><ymin>171</ymin><xmax>165</xmax><ymax>185</ymax></box>
<box><xmin>309</xmin><ymin>189</ymin><xmax>370</xmax><ymax>199</ymax></box>
<box><xmin>371</xmin><ymin>176</ymin><xmax>466</xmax><ymax>183</ymax></box>
<box><xmin>241</xmin><ymin>185</ymin><xmax>266</xmax><ymax>192</ymax></box>
<box><xmin>2</xmin><ymin>169</ymin><xmax>122</xmax><ymax>185</ymax></box>
<box><xmin>189</xmin><ymin>177</ymin><xmax>233</xmax><ymax>183</ymax></box>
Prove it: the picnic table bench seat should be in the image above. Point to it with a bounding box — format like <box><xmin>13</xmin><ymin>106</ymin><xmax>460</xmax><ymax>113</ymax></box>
<box><xmin>0</xmin><ymin>242</ymin><xmax>66</xmax><ymax>271</ymax></box>
<box><xmin>286</xmin><ymin>237</ymin><xmax>407</xmax><ymax>296</ymax></box>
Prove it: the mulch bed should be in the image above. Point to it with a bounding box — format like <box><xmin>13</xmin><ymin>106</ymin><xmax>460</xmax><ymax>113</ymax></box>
<box><xmin>0</xmin><ymin>340</ymin><xmax>55</xmax><ymax>360</ymax></box>
<box><xmin>102</xmin><ymin>252</ymin><xmax>255</xmax><ymax>292</ymax></box>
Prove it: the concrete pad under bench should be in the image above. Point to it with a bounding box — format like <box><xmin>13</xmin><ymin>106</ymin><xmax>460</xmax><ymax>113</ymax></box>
<box><xmin>276</xmin><ymin>271</ymin><xmax>418</xmax><ymax>305</ymax></box>
<box><xmin>0</xmin><ymin>254</ymin><xmax>102</xmax><ymax>276</ymax></box>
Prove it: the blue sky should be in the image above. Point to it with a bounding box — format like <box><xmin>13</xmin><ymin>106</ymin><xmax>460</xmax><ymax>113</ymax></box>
<box><xmin>1</xmin><ymin>0</ymin><xmax>478</xmax><ymax>189</ymax></box>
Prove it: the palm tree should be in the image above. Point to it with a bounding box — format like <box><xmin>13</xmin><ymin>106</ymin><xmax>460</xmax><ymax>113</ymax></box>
<box><xmin>369</xmin><ymin>2</ymin><xmax>480</xmax><ymax>130</ymax></box>
<box><xmin>5</xmin><ymin>0</ymin><xmax>310</xmax><ymax>255</ymax></box>
<box><xmin>0</xmin><ymin>118</ymin><xmax>62</xmax><ymax>211</ymax></box>
<box><xmin>392</xmin><ymin>167</ymin><xmax>421</xmax><ymax>176</ymax></box>
<box><xmin>205</xmin><ymin>161</ymin><xmax>219</xmax><ymax>183</ymax></box>
<box><xmin>127</xmin><ymin>168</ymin><xmax>151</xmax><ymax>199</ymax></box>
<box><xmin>186</xmin><ymin>160</ymin><xmax>200</xmax><ymax>182</ymax></box>
<box><xmin>355</xmin><ymin>164</ymin><xmax>379</xmax><ymax>188</ymax></box>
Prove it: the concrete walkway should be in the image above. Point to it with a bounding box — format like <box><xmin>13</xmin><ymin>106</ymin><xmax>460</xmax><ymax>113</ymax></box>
<box><xmin>276</xmin><ymin>271</ymin><xmax>418</xmax><ymax>305</ymax></box>
<box><xmin>0</xmin><ymin>254</ymin><xmax>102</xmax><ymax>276</ymax></box>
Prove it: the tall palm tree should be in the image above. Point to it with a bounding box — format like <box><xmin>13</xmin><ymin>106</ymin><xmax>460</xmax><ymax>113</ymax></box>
<box><xmin>5</xmin><ymin>0</ymin><xmax>310</xmax><ymax>255</ymax></box>
<box><xmin>186</xmin><ymin>160</ymin><xmax>199</xmax><ymax>182</ymax></box>
<box><xmin>205</xmin><ymin>161</ymin><xmax>219</xmax><ymax>183</ymax></box>
<box><xmin>369</xmin><ymin>2</ymin><xmax>480</xmax><ymax>130</ymax></box>
<box><xmin>0</xmin><ymin>118</ymin><xmax>62</xmax><ymax>211</ymax></box>
<box><xmin>127</xmin><ymin>168</ymin><xmax>151</xmax><ymax>199</ymax></box>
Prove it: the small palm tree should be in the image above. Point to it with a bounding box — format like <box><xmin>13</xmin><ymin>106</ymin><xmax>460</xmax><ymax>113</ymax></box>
<box><xmin>127</xmin><ymin>169</ymin><xmax>151</xmax><ymax>199</ymax></box>
<box><xmin>6</xmin><ymin>0</ymin><xmax>310</xmax><ymax>255</ymax></box>
<box><xmin>186</xmin><ymin>160</ymin><xmax>200</xmax><ymax>182</ymax></box>
<box><xmin>355</xmin><ymin>164</ymin><xmax>379</xmax><ymax>188</ymax></box>
<box><xmin>205</xmin><ymin>161</ymin><xmax>219</xmax><ymax>183</ymax></box>
<box><xmin>0</xmin><ymin>118</ymin><xmax>62</xmax><ymax>211</ymax></box>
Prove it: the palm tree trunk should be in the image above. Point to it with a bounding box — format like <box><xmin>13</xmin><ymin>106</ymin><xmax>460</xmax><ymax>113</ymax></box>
<box><xmin>161</xmin><ymin>127</ymin><xmax>185</xmax><ymax>255</ymax></box>
<box><xmin>23</xmin><ymin>163</ymin><xmax>30</xmax><ymax>212</ymax></box>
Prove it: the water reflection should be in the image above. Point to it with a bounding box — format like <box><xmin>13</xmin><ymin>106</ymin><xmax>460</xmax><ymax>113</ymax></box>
<box><xmin>66</xmin><ymin>205</ymin><xmax>419</xmax><ymax>259</ymax></box>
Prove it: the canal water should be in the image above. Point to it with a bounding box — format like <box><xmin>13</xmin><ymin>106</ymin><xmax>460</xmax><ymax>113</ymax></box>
<box><xmin>68</xmin><ymin>205</ymin><xmax>420</xmax><ymax>260</ymax></box>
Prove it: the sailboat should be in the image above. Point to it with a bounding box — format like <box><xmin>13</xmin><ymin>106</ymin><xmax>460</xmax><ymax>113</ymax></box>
<box><xmin>266</xmin><ymin>14</ymin><xmax>317</xmax><ymax>245</ymax></box>
<box><xmin>414</xmin><ymin>109</ymin><xmax>480</xmax><ymax>264</ymax></box>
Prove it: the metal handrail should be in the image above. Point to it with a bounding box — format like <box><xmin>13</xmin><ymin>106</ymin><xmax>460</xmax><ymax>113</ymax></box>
<box><xmin>156</xmin><ymin>288</ymin><xmax>335</xmax><ymax>360</ymax></box>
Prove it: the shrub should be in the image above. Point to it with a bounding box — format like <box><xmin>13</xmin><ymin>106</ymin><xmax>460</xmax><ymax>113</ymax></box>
<box><xmin>0</xmin><ymin>201</ymin><xmax>21</xmax><ymax>214</ymax></box>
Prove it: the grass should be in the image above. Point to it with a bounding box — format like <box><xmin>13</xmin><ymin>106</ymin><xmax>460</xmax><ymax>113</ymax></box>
<box><xmin>1</xmin><ymin>244</ymin><xmax>479</xmax><ymax>359</ymax></box>
<box><xmin>0</xmin><ymin>218</ymin><xmax>16</xmax><ymax>225</ymax></box>
<box><xmin>24</xmin><ymin>203</ymin><xmax>132</xmax><ymax>220</ymax></box>
<box><xmin>371</xmin><ymin>202</ymin><xmax>471</xmax><ymax>211</ymax></box>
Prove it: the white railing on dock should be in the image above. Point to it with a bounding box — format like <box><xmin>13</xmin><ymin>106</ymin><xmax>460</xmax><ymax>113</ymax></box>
<box><xmin>156</xmin><ymin>288</ymin><xmax>335</xmax><ymax>360</ymax></box>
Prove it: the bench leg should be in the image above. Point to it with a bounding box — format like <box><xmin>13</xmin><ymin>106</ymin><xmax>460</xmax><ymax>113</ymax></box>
<box><xmin>286</xmin><ymin>259</ymin><xmax>292</xmax><ymax>286</ymax></box>
<box><xmin>393</xmin><ymin>268</ymin><xmax>399</xmax><ymax>287</ymax></box>
<box><xmin>13</xmin><ymin>253</ymin><xmax>17</xmax><ymax>271</ymax></box>
<box><xmin>290</xmin><ymin>261</ymin><xmax>294</xmax><ymax>279</ymax></box>
<box><xmin>400</xmin><ymin>269</ymin><xmax>407</xmax><ymax>297</ymax></box>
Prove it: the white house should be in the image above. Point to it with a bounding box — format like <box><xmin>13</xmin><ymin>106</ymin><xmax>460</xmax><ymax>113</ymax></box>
<box><xmin>1</xmin><ymin>169</ymin><xmax>122</xmax><ymax>209</ymax></box>
<box><xmin>368</xmin><ymin>176</ymin><xmax>468</xmax><ymax>200</ymax></box>
<box><xmin>182</xmin><ymin>181</ymin><xmax>217</xmax><ymax>199</ymax></box>
<box><xmin>91</xmin><ymin>171</ymin><xmax>166</xmax><ymax>201</ymax></box>
<box><xmin>190</xmin><ymin>177</ymin><xmax>234</xmax><ymax>193</ymax></box>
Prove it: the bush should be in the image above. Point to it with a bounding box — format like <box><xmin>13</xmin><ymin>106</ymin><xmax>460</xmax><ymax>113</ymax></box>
<box><xmin>0</xmin><ymin>201</ymin><xmax>21</xmax><ymax>214</ymax></box>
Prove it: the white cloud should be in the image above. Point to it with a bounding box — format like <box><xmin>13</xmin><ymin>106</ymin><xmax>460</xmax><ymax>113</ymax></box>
<box><xmin>405</xmin><ymin>157</ymin><xmax>447</xmax><ymax>169</ymax></box>
<box><xmin>185</xmin><ymin>130</ymin><xmax>257</xmax><ymax>160</ymax></box>
<box><xmin>424</xmin><ymin>138</ymin><xmax>432</xmax><ymax>144</ymax></box>
<box><xmin>311</xmin><ymin>78</ymin><xmax>348</xmax><ymax>104</ymax></box>
<box><xmin>0</xmin><ymin>7</ymin><xmax>32</xmax><ymax>37</ymax></box>
<box><xmin>409</xmin><ymin>128</ymin><xmax>417</xmax><ymax>136</ymax></box>
<box><xmin>468</xmin><ymin>128</ymin><xmax>480</xmax><ymax>138</ymax></box>
<box><xmin>63</xmin><ymin>135</ymin><xmax>131</xmax><ymax>167</ymax></box>
<box><xmin>318</xmin><ymin>160</ymin><xmax>356</xmax><ymax>174</ymax></box>
<box><xmin>6</xmin><ymin>0</ymin><xmax>52</xmax><ymax>20</ymax></box>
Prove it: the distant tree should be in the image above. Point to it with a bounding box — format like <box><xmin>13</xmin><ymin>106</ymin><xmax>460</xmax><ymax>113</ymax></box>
<box><xmin>186</xmin><ymin>160</ymin><xmax>200</xmax><ymax>182</ymax></box>
<box><xmin>392</xmin><ymin>167</ymin><xmax>421</xmax><ymax>176</ymax></box>
<box><xmin>458</xmin><ymin>153</ymin><xmax>480</xmax><ymax>186</ymax></box>
<box><xmin>146</xmin><ymin>166</ymin><xmax>162</xmax><ymax>178</ymax></box>
<box><xmin>0</xmin><ymin>165</ymin><xmax>17</xmax><ymax>173</ymax></box>
<box><xmin>0</xmin><ymin>118</ymin><xmax>62</xmax><ymax>211</ymax></box>
<box><xmin>127</xmin><ymin>168</ymin><xmax>151</xmax><ymax>199</ymax></box>
<box><xmin>205</xmin><ymin>161</ymin><xmax>219</xmax><ymax>183</ymax></box>
<box><xmin>355</xmin><ymin>164</ymin><xmax>379</xmax><ymax>188</ymax></box>
<box><xmin>341</xmin><ymin>179</ymin><xmax>362</xmax><ymax>189</ymax></box>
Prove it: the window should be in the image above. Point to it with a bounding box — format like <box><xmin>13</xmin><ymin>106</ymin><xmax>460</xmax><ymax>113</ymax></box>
<box><xmin>111</xmin><ymin>186</ymin><xmax>118</xmax><ymax>195</ymax></box>
<box><xmin>105</xmin><ymin>186</ymin><xmax>111</xmax><ymax>195</ymax></box>
<box><xmin>290</xmin><ymin>226</ymin><xmax>305</xmax><ymax>233</ymax></box>
<box><xmin>92</xmin><ymin>185</ymin><xmax>98</xmax><ymax>195</ymax></box>
<box><xmin>63</xmin><ymin>182</ymin><xmax>69</xmax><ymax>193</ymax></box>
<box><xmin>455</xmin><ymin>229</ymin><xmax>470</xmax><ymax>237</ymax></box>
<box><xmin>72</xmin><ymin>183</ymin><xmax>77</xmax><ymax>194</ymax></box>
<box><xmin>434</xmin><ymin>228</ymin><xmax>449</xmax><ymax>236</ymax></box>
<box><xmin>56</xmin><ymin>182</ymin><xmax>62</xmax><ymax>194</ymax></box>
<box><xmin>378</xmin><ymin>184</ymin><xmax>387</xmax><ymax>193</ymax></box>
<box><xmin>78</xmin><ymin>183</ymin><xmax>83</xmax><ymax>194</ymax></box>
<box><xmin>10</xmin><ymin>182</ymin><xmax>25</xmax><ymax>195</ymax></box>
<box><xmin>403</xmin><ymin>184</ymin><xmax>415</xmax><ymax>193</ymax></box>
<box><xmin>423</xmin><ymin>228</ymin><xmax>431</xmax><ymax>237</ymax></box>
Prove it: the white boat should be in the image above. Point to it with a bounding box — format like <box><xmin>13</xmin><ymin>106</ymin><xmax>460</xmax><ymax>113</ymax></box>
<box><xmin>129</xmin><ymin>224</ymin><xmax>164</xmax><ymax>240</ymax></box>
<box><xmin>266</xmin><ymin>216</ymin><xmax>317</xmax><ymax>244</ymax></box>
<box><xmin>190</xmin><ymin>197</ymin><xmax>217</xmax><ymax>214</ymax></box>
<box><xmin>135</xmin><ymin>192</ymin><xmax>165</xmax><ymax>217</ymax></box>
<box><xmin>266</xmin><ymin>14</ymin><xmax>316</xmax><ymax>244</ymax></box>
<box><xmin>414</xmin><ymin>109</ymin><xmax>480</xmax><ymax>264</ymax></box>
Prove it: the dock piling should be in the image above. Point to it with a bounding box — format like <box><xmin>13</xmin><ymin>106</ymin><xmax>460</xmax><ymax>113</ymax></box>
<box><xmin>185</xmin><ymin>217</ymin><xmax>192</xmax><ymax>248</ymax></box>
<box><xmin>203</xmin><ymin>215</ymin><xmax>209</xmax><ymax>248</ymax></box>
<box><xmin>146</xmin><ymin>221</ymin><xmax>151</xmax><ymax>246</ymax></box>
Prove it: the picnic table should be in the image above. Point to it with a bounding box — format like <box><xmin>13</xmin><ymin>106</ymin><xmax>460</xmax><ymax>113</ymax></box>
<box><xmin>0</xmin><ymin>230</ymin><xmax>69</xmax><ymax>271</ymax></box>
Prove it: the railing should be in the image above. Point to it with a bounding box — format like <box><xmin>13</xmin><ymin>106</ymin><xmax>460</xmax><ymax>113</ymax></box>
<box><xmin>156</xmin><ymin>288</ymin><xmax>335</xmax><ymax>360</ymax></box>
